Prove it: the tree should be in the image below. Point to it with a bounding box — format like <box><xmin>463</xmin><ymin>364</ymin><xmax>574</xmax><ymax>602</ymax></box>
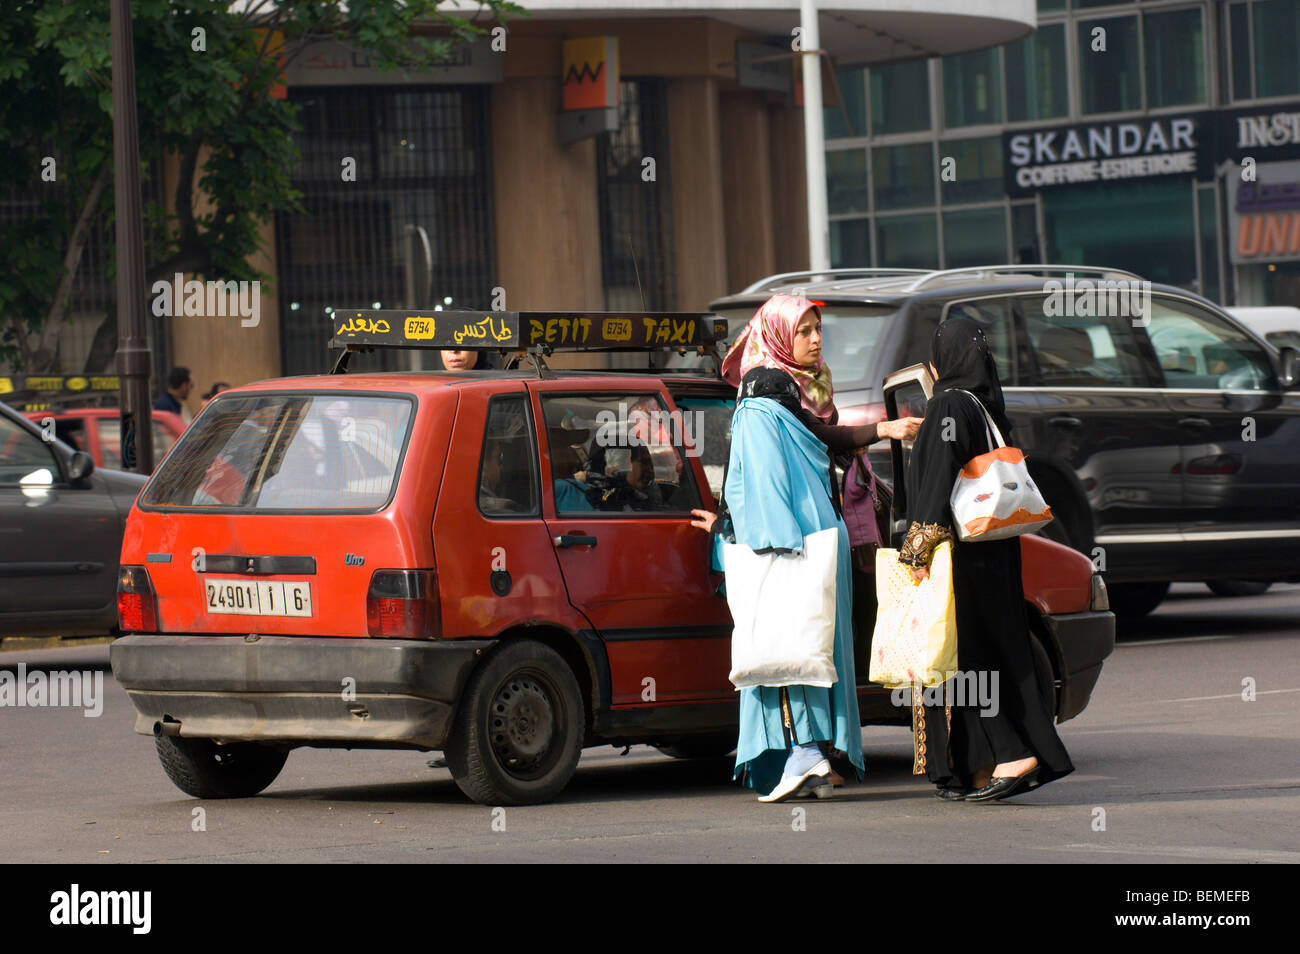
<box><xmin>0</xmin><ymin>0</ymin><xmax>519</xmax><ymax>373</ymax></box>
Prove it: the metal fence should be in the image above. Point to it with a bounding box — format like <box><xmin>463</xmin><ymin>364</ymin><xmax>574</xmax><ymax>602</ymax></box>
<box><xmin>274</xmin><ymin>85</ymin><xmax>497</xmax><ymax>375</ymax></box>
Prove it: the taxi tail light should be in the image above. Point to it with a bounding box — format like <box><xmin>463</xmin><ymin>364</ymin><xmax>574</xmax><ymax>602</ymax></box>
<box><xmin>117</xmin><ymin>566</ymin><xmax>159</xmax><ymax>633</ymax></box>
<box><xmin>367</xmin><ymin>569</ymin><xmax>441</xmax><ymax>638</ymax></box>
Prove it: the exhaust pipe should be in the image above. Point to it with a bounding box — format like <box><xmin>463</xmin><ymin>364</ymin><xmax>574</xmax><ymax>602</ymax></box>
<box><xmin>154</xmin><ymin>715</ymin><xmax>182</xmax><ymax>737</ymax></box>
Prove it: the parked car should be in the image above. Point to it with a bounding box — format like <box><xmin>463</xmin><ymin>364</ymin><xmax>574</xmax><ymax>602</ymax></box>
<box><xmin>20</xmin><ymin>407</ymin><xmax>185</xmax><ymax>470</ymax></box>
<box><xmin>0</xmin><ymin>400</ymin><xmax>146</xmax><ymax>638</ymax></box>
<box><xmin>1226</xmin><ymin>306</ymin><xmax>1300</xmax><ymax>353</ymax></box>
<box><xmin>708</xmin><ymin>266</ymin><xmax>1300</xmax><ymax>617</ymax></box>
<box><xmin>109</xmin><ymin>309</ymin><xmax>1113</xmax><ymax>805</ymax></box>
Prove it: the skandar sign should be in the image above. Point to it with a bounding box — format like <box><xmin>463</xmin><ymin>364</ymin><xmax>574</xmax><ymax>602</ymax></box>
<box><xmin>1004</xmin><ymin>113</ymin><xmax>1212</xmax><ymax>196</ymax></box>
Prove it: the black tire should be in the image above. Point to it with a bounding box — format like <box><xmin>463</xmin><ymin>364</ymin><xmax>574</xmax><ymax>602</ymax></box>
<box><xmin>1028</xmin><ymin>633</ymin><xmax>1059</xmax><ymax>721</ymax></box>
<box><xmin>654</xmin><ymin>731</ymin><xmax>737</xmax><ymax>760</ymax></box>
<box><xmin>1108</xmin><ymin>581</ymin><xmax>1170</xmax><ymax>618</ymax></box>
<box><xmin>1206</xmin><ymin>580</ymin><xmax>1272</xmax><ymax>597</ymax></box>
<box><xmin>444</xmin><ymin>640</ymin><xmax>585</xmax><ymax>805</ymax></box>
<box><xmin>154</xmin><ymin>735</ymin><xmax>287</xmax><ymax>799</ymax></box>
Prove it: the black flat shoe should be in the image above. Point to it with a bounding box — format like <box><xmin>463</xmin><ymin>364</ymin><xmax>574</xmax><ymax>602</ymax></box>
<box><xmin>934</xmin><ymin>785</ymin><xmax>971</xmax><ymax>800</ymax></box>
<box><xmin>966</xmin><ymin>767</ymin><xmax>1040</xmax><ymax>803</ymax></box>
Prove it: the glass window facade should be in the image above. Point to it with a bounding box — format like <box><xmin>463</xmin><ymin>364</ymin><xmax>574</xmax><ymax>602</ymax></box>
<box><xmin>872</xmin><ymin>143</ymin><xmax>934</xmax><ymax>211</ymax></box>
<box><xmin>943</xmin><ymin>48</ymin><xmax>1002</xmax><ymax>128</ymax></box>
<box><xmin>876</xmin><ymin>213</ymin><xmax>938</xmax><ymax>268</ymax></box>
<box><xmin>1145</xmin><ymin>8</ymin><xmax>1205</xmax><ymax>108</ymax></box>
<box><xmin>1254</xmin><ymin>0</ymin><xmax>1300</xmax><ymax>98</ymax></box>
<box><xmin>870</xmin><ymin>59</ymin><xmax>930</xmax><ymax>135</ymax></box>
<box><xmin>830</xmin><ymin>219</ymin><xmax>871</xmax><ymax>268</ymax></box>
<box><xmin>1078</xmin><ymin>15</ymin><xmax>1141</xmax><ymax>114</ymax></box>
<box><xmin>1006</xmin><ymin>23</ymin><xmax>1068</xmax><ymax>123</ymax></box>
<box><xmin>939</xmin><ymin>137</ymin><xmax>1003</xmax><ymax>205</ymax></box>
<box><xmin>825</xmin><ymin>68</ymin><xmax>867</xmax><ymax>139</ymax></box>
<box><xmin>944</xmin><ymin>208</ymin><xmax>1008</xmax><ymax>269</ymax></box>
<box><xmin>826</xmin><ymin>148</ymin><xmax>868</xmax><ymax>214</ymax></box>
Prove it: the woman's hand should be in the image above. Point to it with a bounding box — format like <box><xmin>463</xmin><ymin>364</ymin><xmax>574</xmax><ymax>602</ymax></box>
<box><xmin>878</xmin><ymin>416</ymin><xmax>923</xmax><ymax>442</ymax></box>
<box><xmin>910</xmin><ymin>565</ymin><xmax>930</xmax><ymax>582</ymax></box>
<box><xmin>689</xmin><ymin>508</ymin><xmax>717</xmax><ymax>533</ymax></box>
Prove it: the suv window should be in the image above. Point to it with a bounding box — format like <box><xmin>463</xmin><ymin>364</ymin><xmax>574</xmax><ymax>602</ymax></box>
<box><xmin>142</xmin><ymin>394</ymin><xmax>413</xmax><ymax>510</ymax></box>
<box><xmin>712</xmin><ymin>303</ymin><xmax>898</xmax><ymax>393</ymax></box>
<box><xmin>478</xmin><ymin>395</ymin><xmax>540</xmax><ymax>516</ymax></box>
<box><xmin>541</xmin><ymin>393</ymin><xmax>702</xmax><ymax>514</ymax></box>
<box><xmin>942</xmin><ymin>298</ymin><xmax>1018</xmax><ymax>384</ymax></box>
<box><xmin>0</xmin><ymin>415</ymin><xmax>59</xmax><ymax>486</ymax></box>
<box><xmin>1018</xmin><ymin>295</ymin><xmax>1149</xmax><ymax>388</ymax></box>
<box><xmin>1147</xmin><ymin>300</ymin><xmax>1278</xmax><ymax>391</ymax></box>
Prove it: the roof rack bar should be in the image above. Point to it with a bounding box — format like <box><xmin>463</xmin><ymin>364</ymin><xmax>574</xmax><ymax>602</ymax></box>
<box><xmin>741</xmin><ymin>268</ymin><xmax>931</xmax><ymax>294</ymax></box>
<box><xmin>901</xmin><ymin>264</ymin><xmax>1144</xmax><ymax>292</ymax></box>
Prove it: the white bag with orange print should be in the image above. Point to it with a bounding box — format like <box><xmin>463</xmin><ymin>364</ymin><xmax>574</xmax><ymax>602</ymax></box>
<box><xmin>949</xmin><ymin>390</ymin><xmax>1053</xmax><ymax>542</ymax></box>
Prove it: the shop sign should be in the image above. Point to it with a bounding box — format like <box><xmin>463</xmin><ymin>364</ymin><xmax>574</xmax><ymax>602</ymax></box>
<box><xmin>1004</xmin><ymin>113</ymin><xmax>1212</xmax><ymax>196</ymax></box>
<box><xmin>1228</xmin><ymin>159</ymin><xmax>1300</xmax><ymax>264</ymax></box>
<box><xmin>1219</xmin><ymin>105</ymin><xmax>1300</xmax><ymax>163</ymax></box>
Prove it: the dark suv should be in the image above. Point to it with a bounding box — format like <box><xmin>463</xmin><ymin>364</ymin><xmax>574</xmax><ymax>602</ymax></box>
<box><xmin>708</xmin><ymin>265</ymin><xmax>1300</xmax><ymax>617</ymax></box>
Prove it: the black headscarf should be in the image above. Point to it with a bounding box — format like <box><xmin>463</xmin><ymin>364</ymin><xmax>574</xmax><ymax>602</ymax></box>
<box><xmin>931</xmin><ymin>317</ymin><xmax>1011</xmax><ymax>439</ymax></box>
<box><xmin>738</xmin><ymin>366</ymin><xmax>813</xmax><ymax>426</ymax></box>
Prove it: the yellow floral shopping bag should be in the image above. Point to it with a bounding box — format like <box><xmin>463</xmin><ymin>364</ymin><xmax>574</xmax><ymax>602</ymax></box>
<box><xmin>869</xmin><ymin>542</ymin><xmax>958</xmax><ymax>688</ymax></box>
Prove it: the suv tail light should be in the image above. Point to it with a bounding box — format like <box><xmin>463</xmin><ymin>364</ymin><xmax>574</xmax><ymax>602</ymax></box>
<box><xmin>118</xmin><ymin>566</ymin><xmax>159</xmax><ymax>633</ymax></box>
<box><xmin>366</xmin><ymin>569</ymin><xmax>441</xmax><ymax>638</ymax></box>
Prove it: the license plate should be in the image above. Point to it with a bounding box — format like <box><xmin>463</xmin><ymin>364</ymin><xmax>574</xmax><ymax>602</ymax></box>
<box><xmin>204</xmin><ymin>578</ymin><xmax>313</xmax><ymax>617</ymax></box>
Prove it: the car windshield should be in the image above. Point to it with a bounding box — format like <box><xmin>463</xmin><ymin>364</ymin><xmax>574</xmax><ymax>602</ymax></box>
<box><xmin>141</xmin><ymin>393</ymin><xmax>413</xmax><ymax>511</ymax></box>
<box><xmin>712</xmin><ymin>303</ymin><xmax>898</xmax><ymax>392</ymax></box>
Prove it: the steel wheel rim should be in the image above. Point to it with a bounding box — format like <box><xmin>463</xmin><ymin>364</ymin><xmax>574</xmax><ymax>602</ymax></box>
<box><xmin>488</xmin><ymin>669</ymin><xmax>564</xmax><ymax>781</ymax></box>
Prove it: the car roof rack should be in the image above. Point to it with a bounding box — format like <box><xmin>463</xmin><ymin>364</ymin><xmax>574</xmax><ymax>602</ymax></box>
<box><xmin>328</xmin><ymin>309</ymin><xmax>728</xmax><ymax>378</ymax></box>
<box><xmin>741</xmin><ymin>268</ymin><xmax>930</xmax><ymax>294</ymax></box>
<box><xmin>898</xmin><ymin>264</ymin><xmax>1145</xmax><ymax>292</ymax></box>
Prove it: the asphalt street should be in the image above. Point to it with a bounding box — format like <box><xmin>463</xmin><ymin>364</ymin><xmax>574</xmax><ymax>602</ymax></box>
<box><xmin>2</xmin><ymin>583</ymin><xmax>1297</xmax><ymax>864</ymax></box>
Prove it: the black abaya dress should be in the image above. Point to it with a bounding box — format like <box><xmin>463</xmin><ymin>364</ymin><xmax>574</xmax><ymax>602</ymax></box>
<box><xmin>899</xmin><ymin>388</ymin><xmax>1074</xmax><ymax>788</ymax></box>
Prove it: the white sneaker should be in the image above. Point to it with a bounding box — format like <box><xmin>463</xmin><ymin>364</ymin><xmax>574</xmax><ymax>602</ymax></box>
<box><xmin>757</xmin><ymin>758</ymin><xmax>831</xmax><ymax>803</ymax></box>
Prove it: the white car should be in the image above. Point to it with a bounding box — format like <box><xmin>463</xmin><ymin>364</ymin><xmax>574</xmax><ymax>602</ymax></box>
<box><xmin>1225</xmin><ymin>306</ymin><xmax>1300</xmax><ymax>353</ymax></box>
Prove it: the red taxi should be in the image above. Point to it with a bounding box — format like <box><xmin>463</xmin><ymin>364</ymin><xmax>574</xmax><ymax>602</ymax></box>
<box><xmin>110</xmin><ymin>310</ymin><xmax>1113</xmax><ymax>805</ymax></box>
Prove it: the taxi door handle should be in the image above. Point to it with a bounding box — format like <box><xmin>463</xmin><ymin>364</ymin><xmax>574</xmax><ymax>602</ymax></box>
<box><xmin>554</xmin><ymin>534</ymin><xmax>597</xmax><ymax>548</ymax></box>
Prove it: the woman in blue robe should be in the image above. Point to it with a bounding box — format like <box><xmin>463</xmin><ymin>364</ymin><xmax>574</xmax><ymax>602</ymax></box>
<box><xmin>724</xmin><ymin>373</ymin><xmax>864</xmax><ymax>798</ymax></box>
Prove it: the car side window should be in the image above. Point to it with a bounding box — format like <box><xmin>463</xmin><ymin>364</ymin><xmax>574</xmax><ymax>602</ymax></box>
<box><xmin>1017</xmin><ymin>295</ymin><xmax>1149</xmax><ymax>388</ymax></box>
<box><xmin>540</xmin><ymin>393</ymin><xmax>702</xmax><ymax>515</ymax></box>
<box><xmin>97</xmin><ymin>418</ymin><xmax>178</xmax><ymax>469</ymax></box>
<box><xmin>477</xmin><ymin>395</ymin><xmax>540</xmax><ymax>517</ymax></box>
<box><xmin>666</xmin><ymin>395</ymin><xmax>732</xmax><ymax>501</ymax></box>
<box><xmin>1146</xmin><ymin>300</ymin><xmax>1277</xmax><ymax>391</ymax></box>
<box><xmin>943</xmin><ymin>299</ymin><xmax>1017</xmax><ymax>384</ymax></box>
<box><xmin>0</xmin><ymin>415</ymin><xmax>59</xmax><ymax>486</ymax></box>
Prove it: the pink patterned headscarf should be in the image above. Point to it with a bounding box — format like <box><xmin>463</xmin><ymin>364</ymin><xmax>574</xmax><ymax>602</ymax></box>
<box><xmin>721</xmin><ymin>294</ymin><xmax>835</xmax><ymax>422</ymax></box>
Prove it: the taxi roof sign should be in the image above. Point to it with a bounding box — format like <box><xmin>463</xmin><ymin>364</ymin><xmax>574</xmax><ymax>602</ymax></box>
<box><xmin>329</xmin><ymin>309</ymin><xmax>726</xmax><ymax>353</ymax></box>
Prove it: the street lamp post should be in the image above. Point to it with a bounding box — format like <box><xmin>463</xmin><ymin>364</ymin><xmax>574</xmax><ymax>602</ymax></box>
<box><xmin>110</xmin><ymin>0</ymin><xmax>153</xmax><ymax>474</ymax></box>
<box><xmin>800</xmin><ymin>0</ymin><xmax>830</xmax><ymax>272</ymax></box>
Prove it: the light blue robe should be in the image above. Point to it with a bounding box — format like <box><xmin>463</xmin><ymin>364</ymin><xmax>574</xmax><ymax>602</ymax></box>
<box><xmin>721</xmin><ymin>397</ymin><xmax>864</xmax><ymax>795</ymax></box>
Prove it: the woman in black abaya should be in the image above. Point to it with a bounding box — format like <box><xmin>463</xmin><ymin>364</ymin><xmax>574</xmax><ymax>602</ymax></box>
<box><xmin>898</xmin><ymin>316</ymin><xmax>1073</xmax><ymax>802</ymax></box>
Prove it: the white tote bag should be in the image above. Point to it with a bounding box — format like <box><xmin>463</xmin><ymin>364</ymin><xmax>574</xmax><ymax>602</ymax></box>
<box><xmin>722</xmin><ymin>527</ymin><xmax>839</xmax><ymax>689</ymax></box>
<box><xmin>948</xmin><ymin>389</ymin><xmax>1053</xmax><ymax>542</ymax></box>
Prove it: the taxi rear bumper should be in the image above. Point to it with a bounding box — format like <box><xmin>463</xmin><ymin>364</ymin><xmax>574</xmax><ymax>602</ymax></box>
<box><xmin>110</xmin><ymin>633</ymin><xmax>495</xmax><ymax>750</ymax></box>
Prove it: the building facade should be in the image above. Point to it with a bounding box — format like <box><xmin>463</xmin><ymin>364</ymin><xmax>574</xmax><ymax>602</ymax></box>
<box><xmin>823</xmin><ymin>0</ymin><xmax>1300</xmax><ymax>310</ymax></box>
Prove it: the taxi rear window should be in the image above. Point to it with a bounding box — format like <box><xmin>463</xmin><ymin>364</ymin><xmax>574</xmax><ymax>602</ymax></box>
<box><xmin>141</xmin><ymin>393</ymin><xmax>413</xmax><ymax>511</ymax></box>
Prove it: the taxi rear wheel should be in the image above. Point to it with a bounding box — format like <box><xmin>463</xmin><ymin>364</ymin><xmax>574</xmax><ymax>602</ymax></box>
<box><xmin>445</xmin><ymin>640</ymin><xmax>584</xmax><ymax>805</ymax></box>
<box><xmin>154</xmin><ymin>735</ymin><xmax>288</xmax><ymax>799</ymax></box>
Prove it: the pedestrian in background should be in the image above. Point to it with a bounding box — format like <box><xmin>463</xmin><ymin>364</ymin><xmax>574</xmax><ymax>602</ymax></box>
<box><xmin>154</xmin><ymin>367</ymin><xmax>192</xmax><ymax>419</ymax></box>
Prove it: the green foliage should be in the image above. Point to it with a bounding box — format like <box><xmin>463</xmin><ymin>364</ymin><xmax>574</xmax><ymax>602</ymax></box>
<box><xmin>0</xmin><ymin>0</ymin><xmax>521</xmax><ymax>370</ymax></box>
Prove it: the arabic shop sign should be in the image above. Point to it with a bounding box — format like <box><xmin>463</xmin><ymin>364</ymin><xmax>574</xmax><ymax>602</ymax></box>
<box><xmin>1228</xmin><ymin>159</ymin><xmax>1300</xmax><ymax>264</ymax></box>
<box><xmin>330</xmin><ymin>310</ymin><xmax>723</xmax><ymax>351</ymax></box>
<box><xmin>284</xmin><ymin>38</ymin><xmax>502</xmax><ymax>87</ymax></box>
<box><xmin>1004</xmin><ymin>113</ymin><xmax>1212</xmax><ymax>196</ymax></box>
